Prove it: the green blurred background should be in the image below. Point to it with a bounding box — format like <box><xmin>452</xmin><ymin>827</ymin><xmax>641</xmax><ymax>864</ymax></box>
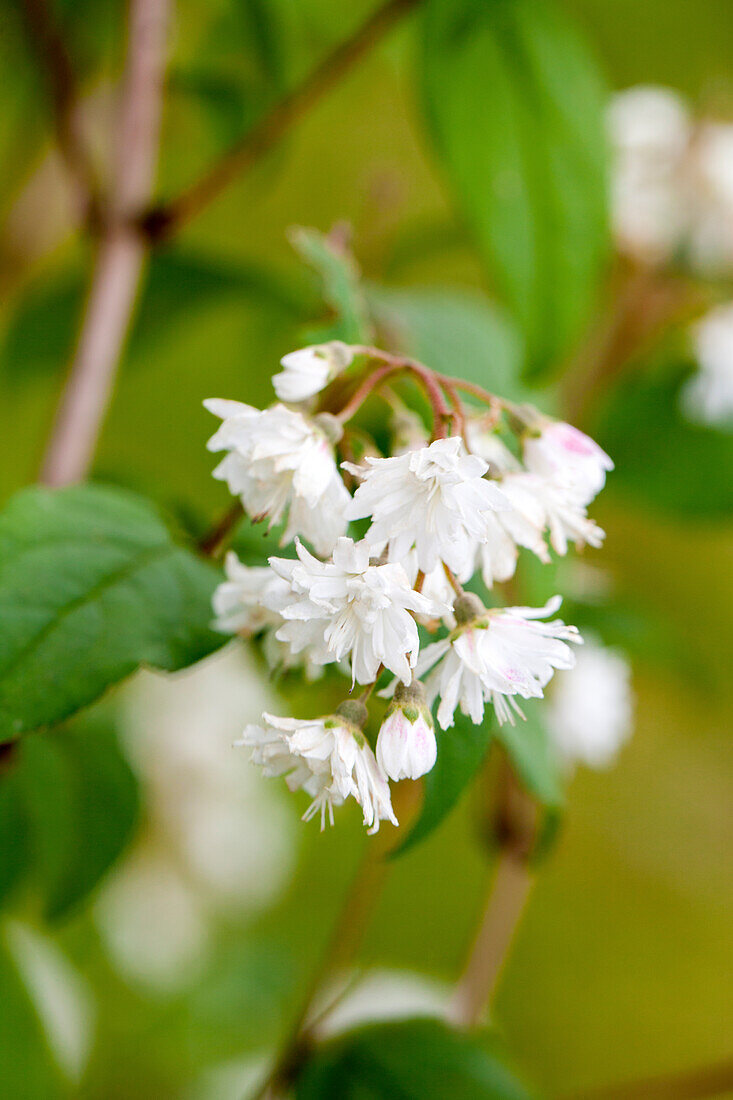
<box><xmin>0</xmin><ymin>0</ymin><xmax>731</xmax><ymax>1097</ymax></box>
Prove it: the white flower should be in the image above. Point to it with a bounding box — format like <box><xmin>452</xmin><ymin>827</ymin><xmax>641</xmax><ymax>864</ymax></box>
<box><xmin>523</xmin><ymin>475</ymin><xmax>606</xmax><ymax>557</ymax></box>
<box><xmin>376</xmin><ymin>682</ymin><xmax>436</xmax><ymax>781</ymax></box>
<box><xmin>204</xmin><ymin>400</ymin><xmax>350</xmax><ymax>556</ymax></box>
<box><xmin>417</xmin><ymin>596</ymin><xmax>581</xmax><ymax>730</ymax></box>
<box><xmin>268</xmin><ymin>537</ymin><xmax>440</xmax><ymax>686</ymax></box>
<box><xmin>238</xmin><ymin>711</ymin><xmax>397</xmax><ymax>833</ymax></box>
<box><xmin>608</xmin><ymin>86</ymin><xmax>691</xmax><ymax>263</ymax></box>
<box><xmin>546</xmin><ymin>639</ymin><xmax>633</xmax><ymax>769</ymax></box>
<box><xmin>273</xmin><ymin>342</ymin><xmax>354</xmax><ymax>403</ymax></box>
<box><xmin>212</xmin><ymin>552</ymin><xmax>282</xmax><ymax>635</ymax></box>
<box><xmin>345</xmin><ymin>437</ymin><xmax>509</xmax><ymax>576</ymax></box>
<box><xmin>523</xmin><ymin>421</ymin><xmax>613</xmax><ymax>503</ymax></box>
<box><xmin>464</xmin><ymin>419</ymin><xmax>521</xmax><ymax>474</ymax></box>
<box><xmin>474</xmin><ymin>473</ymin><xmax>550</xmax><ymax>587</ymax></box>
<box><xmin>682</xmin><ymin>303</ymin><xmax>733</xmax><ymax>426</ymax></box>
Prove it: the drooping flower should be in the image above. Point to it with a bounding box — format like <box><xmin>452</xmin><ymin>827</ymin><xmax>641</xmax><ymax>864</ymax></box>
<box><xmin>238</xmin><ymin>708</ymin><xmax>397</xmax><ymax>833</ymax></box>
<box><xmin>682</xmin><ymin>303</ymin><xmax>733</xmax><ymax>427</ymax></box>
<box><xmin>473</xmin><ymin>473</ymin><xmax>551</xmax><ymax>587</ymax></box>
<box><xmin>204</xmin><ymin>400</ymin><xmax>350</xmax><ymax>556</ymax></box>
<box><xmin>546</xmin><ymin>638</ymin><xmax>633</xmax><ymax>769</ymax></box>
<box><xmin>267</xmin><ymin>537</ymin><xmax>442</xmax><ymax>686</ymax></box>
<box><xmin>521</xmin><ymin>476</ymin><xmax>606</xmax><ymax>557</ymax></box>
<box><xmin>344</xmin><ymin>437</ymin><xmax>509</xmax><ymax>576</ymax></box>
<box><xmin>272</xmin><ymin>341</ymin><xmax>354</xmax><ymax>403</ymax></box>
<box><xmin>523</xmin><ymin>421</ymin><xmax>614</xmax><ymax>504</ymax></box>
<box><xmin>376</xmin><ymin>681</ymin><xmax>436</xmax><ymax>782</ymax></box>
<box><xmin>417</xmin><ymin>594</ymin><xmax>582</xmax><ymax>730</ymax></box>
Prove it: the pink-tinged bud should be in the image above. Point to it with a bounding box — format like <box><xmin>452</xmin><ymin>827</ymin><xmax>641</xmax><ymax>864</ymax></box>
<box><xmin>523</xmin><ymin>420</ymin><xmax>613</xmax><ymax>503</ymax></box>
<box><xmin>376</xmin><ymin>681</ymin><xmax>436</xmax><ymax>782</ymax></box>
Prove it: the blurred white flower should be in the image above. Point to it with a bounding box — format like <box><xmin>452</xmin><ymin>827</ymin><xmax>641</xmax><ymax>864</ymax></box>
<box><xmin>269</xmin><ymin>537</ymin><xmax>440</xmax><ymax>685</ymax></box>
<box><xmin>546</xmin><ymin>637</ymin><xmax>633</xmax><ymax>769</ymax></box>
<box><xmin>690</xmin><ymin>122</ymin><xmax>733</xmax><ymax>273</ymax></box>
<box><xmin>96</xmin><ymin>647</ymin><xmax>296</xmax><ymax>988</ymax></box>
<box><xmin>5</xmin><ymin>921</ymin><xmax>94</xmax><ymax>1083</ymax></box>
<box><xmin>239</xmin><ymin>712</ymin><xmax>397</xmax><ymax>833</ymax></box>
<box><xmin>205</xmin><ymin>400</ymin><xmax>350</xmax><ymax>555</ymax></box>
<box><xmin>523</xmin><ymin>421</ymin><xmax>614</xmax><ymax>503</ymax></box>
<box><xmin>608</xmin><ymin>85</ymin><xmax>691</xmax><ymax>263</ymax></box>
<box><xmin>418</xmin><ymin>596</ymin><xmax>581</xmax><ymax>730</ymax></box>
<box><xmin>95</xmin><ymin>851</ymin><xmax>209</xmax><ymax>992</ymax></box>
<box><xmin>682</xmin><ymin>302</ymin><xmax>733</xmax><ymax>426</ymax></box>
<box><xmin>345</xmin><ymin>437</ymin><xmax>509</xmax><ymax>576</ymax></box>
<box><xmin>273</xmin><ymin>341</ymin><xmax>354</xmax><ymax>403</ymax></box>
<box><xmin>376</xmin><ymin>682</ymin><xmax>436</xmax><ymax>781</ymax></box>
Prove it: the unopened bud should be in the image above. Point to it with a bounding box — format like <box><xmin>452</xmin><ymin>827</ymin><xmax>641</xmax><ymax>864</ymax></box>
<box><xmin>335</xmin><ymin>698</ymin><xmax>369</xmax><ymax>730</ymax></box>
<box><xmin>453</xmin><ymin>592</ymin><xmax>485</xmax><ymax>626</ymax></box>
<box><xmin>376</xmin><ymin>680</ymin><xmax>436</xmax><ymax>782</ymax></box>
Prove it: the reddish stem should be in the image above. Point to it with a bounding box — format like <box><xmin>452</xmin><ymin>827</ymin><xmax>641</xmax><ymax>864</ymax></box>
<box><xmin>333</xmin><ymin>350</ymin><xmax>452</xmax><ymax>440</ymax></box>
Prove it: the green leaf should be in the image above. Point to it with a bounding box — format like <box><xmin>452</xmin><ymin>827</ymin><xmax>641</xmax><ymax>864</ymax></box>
<box><xmin>290</xmin><ymin>226</ymin><xmax>374</xmax><ymax>344</ymax></box>
<box><xmin>0</xmin><ymin>713</ymin><xmax>139</xmax><ymax>920</ymax></box>
<box><xmin>421</xmin><ymin>0</ymin><xmax>609</xmax><ymax>375</ymax></box>
<box><xmin>393</xmin><ymin>709</ymin><xmax>493</xmax><ymax>858</ymax></box>
<box><xmin>0</xmin><ymin>483</ymin><xmax>225</xmax><ymax>743</ymax></box>
<box><xmin>368</xmin><ymin>285</ymin><xmax>533</xmax><ymax>403</ymax></box>
<box><xmin>494</xmin><ymin>700</ymin><xmax>563</xmax><ymax>809</ymax></box>
<box><xmin>295</xmin><ymin>1018</ymin><xmax>536</xmax><ymax>1099</ymax></box>
<box><xmin>596</xmin><ymin>362</ymin><xmax>733</xmax><ymax>520</ymax></box>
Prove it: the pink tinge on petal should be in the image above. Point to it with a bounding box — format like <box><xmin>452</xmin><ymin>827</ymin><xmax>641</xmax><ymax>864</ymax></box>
<box><xmin>555</xmin><ymin>424</ymin><xmax>597</xmax><ymax>456</ymax></box>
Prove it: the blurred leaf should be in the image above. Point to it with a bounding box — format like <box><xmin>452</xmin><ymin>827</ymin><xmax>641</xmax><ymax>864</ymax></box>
<box><xmin>2</xmin><ymin>249</ymin><xmax>306</xmax><ymax>385</ymax></box>
<box><xmin>421</xmin><ymin>0</ymin><xmax>609</xmax><ymax>376</ymax></box>
<box><xmin>0</xmin><ymin>483</ymin><xmax>225</xmax><ymax>742</ymax></box>
<box><xmin>495</xmin><ymin>700</ymin><xmax>563</xmax><ymax>808</ymax></box>
<box><xmin>170</xmin><ymin>0</ymin><xmax>291</xmax><ymax>147</ymax></box>
<box><xmin>0</xmin><ymin>714</ymin><xmax>138</xmax><ymax>920</ymax></box>
<box><xmin>393</xmin><ymin>710</ymin><xmax>493</xmax><ymax>858</ymax></box>
<box><xmin>369</xmin><ymin>285</ymin><xmax>533</xmax><ymax>403</ymax></box>
<box><xmin>290</xmin><ymin>226</ymin><xmax>374</xmax><ymax>343</ymax></box>
<box><xmin>0</xmin><ymin>764</ymin><xmax>28</xmax><ymax>906</ymax></box>
<box><xmin>0</xmin><ymin>931</ymin><xmax>65</xmax><ymax>1099</ymax></box>
<box><xmin>295</xmin><ymin>1017</ymin><xmax>536</xmax><ymax>1099</ymax></box>
<box><xmin>43</xmin><ymin>716</ymin><xmax>139</xmax><ymax>920</ymax></box>
<box><xmin>596</xmin><ymin>362</ymin><xmax>733</xmax><ymax>520</ymax></box>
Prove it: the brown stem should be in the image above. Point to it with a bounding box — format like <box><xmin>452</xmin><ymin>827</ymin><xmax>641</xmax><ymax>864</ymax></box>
<box><xmin>198</xmin><ymin>502</ymin><xmax>244</xmax><ymax>558</ymax></box>
<box><xmin>20</xmin><ymin>0</ymin><xmax>101</xmax><ymax>225</ymax></box>
<box><xmin>39</xmin><ymin>0</ymin><xmax>170</xmax><ymax>487</ymax></box>
<box><xmin>449</xmin><ymin>761</ymin><xmax>538</xmax><ymax>1027</ymax></box>
<box><xmin>251</xmin><ymin>780</ymin><xmax>422</xmax><ymax>1100</ymax></box>
<box><xmin>563</xmin><ymin>1059</ymin><xmax>733</xmax><ymax>1100</ymax></box>
<box><xmin>140</xmin><ymin>0</ymin><xmax>423</xmax><ymax>242</ymax></box>
<box><xmin>561</xmin><ymin>261</ymin><xmax>705</xmax><ymax>427</ymax></box>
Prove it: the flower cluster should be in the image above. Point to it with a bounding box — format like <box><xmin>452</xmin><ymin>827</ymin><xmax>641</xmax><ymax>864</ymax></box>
<box><xmin>206</xmin><ymin>341</ymin><xmax>613</xmax><ymax>831</ymax></box>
